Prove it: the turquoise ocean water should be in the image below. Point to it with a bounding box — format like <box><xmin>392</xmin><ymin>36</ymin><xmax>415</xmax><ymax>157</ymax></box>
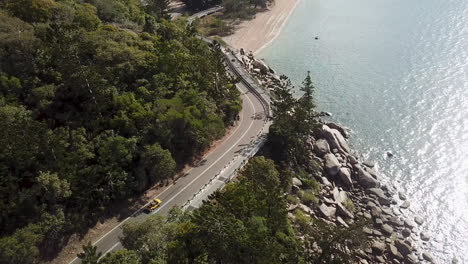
<box><xmin>259</xmin><ymin>0</ymin><xmax>468</xmax><ymax>261</ymax></box>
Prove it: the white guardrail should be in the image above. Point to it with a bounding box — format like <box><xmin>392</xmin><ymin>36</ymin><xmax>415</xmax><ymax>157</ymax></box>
<box><xmin>182</xmin><ymin>120</ymin><xmax>270</xmax><ymax>210</ymax></box>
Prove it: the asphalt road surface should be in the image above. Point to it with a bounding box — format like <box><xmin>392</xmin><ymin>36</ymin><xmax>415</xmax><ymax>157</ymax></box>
<box><xmin>69</xmin><ymin>51</ymin><xmax>269</xmax><ymax>263</ymax></box>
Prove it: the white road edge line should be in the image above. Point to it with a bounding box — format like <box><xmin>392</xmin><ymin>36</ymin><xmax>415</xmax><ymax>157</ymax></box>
<box><xmin>102</xmin><ymin>82</ymin><xmax>258</xmax><ymax>258</ymax></box>
<box><xmin>69</xmin><ymin>81</ymin><xmax>256</xmax><ymax>263</ymax></box>
<box><xmin>98</xmin><ymin>242</ymin><xmax>121</xmax><ymax>260</ymax></box>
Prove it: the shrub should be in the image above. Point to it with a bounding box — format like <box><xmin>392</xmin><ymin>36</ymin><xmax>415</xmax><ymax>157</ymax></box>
<box><xmin>343</xmin><ymin>198</ymin><xmax>355</xmax><ymax>213</ymax></box>
<box><xmin>287</xmin><ymin>194</ymin><xmax>299</xmax><ymax>205</ymax></box>
<box><xmin>294</xmin><ymin>209</ymin><xmax>312</xmax><ymax>231</ymax></box>
<box><xmin>298</xmin><ymin>190</ymin><xmax>318</xmax><ymax>205</ymax></box>
<box><xmin>301</xmin><ymin>178</ymin><xmax>320</xmax><ymax>193</ymax></box>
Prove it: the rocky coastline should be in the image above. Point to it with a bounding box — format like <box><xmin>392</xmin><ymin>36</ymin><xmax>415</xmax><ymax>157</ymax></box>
<box><xmin>234</xmin><ymin>50</ymin><xmax>436</xmax><ymax>264</ymax></box>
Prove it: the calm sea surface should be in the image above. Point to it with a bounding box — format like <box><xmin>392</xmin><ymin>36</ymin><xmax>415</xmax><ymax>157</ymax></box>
<box><xmin>259</xmin><ymin>0</ymin><xmax>468</xmax><ymax>261</ymax></box>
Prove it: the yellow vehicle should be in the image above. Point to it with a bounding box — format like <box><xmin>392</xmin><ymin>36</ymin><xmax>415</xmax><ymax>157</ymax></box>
<box><xmin>145</xmin><ymin>198</ymin><xmax>162</xmax><ymax>212</ymax></box>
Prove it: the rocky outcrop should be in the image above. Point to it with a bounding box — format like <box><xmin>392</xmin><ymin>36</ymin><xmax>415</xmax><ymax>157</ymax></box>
<box><xmin>251</xmin><ymin>59</ymin><xmax>269</xmax><ymax>75</ymax></box>
<box><xmin>314</xmin><ymin>139</ymin><xmax>330</xmax><ymax>157</ymax></box>
<box><xmin>322</xmin><ymin>125</ymin><xmax>350</xmax><ymax>154</ymax></box>
<box><xmin>318</xmin><ymin>203</ymin><xmax>336</xmax><ymax>218</ymax></box>
<box><xmin>324</xmin><ymin>153</ymin><xmax>340</xmax><ymax>176</ymax></box>
<box><xmin>423</xmin><ymin>252</ymin><xmax>435</xmax><ymax>263</ymax></box>
<box><xmin>371</xmin><ymin>241</ymin><xmax>386</xmax><ymax>255</ymax></box>
<box><xmin>292</xmin><ymin>177</ymin><xmax>303</xmax><ymax>187</ymax></box>
<box><xmin>237</xmin><ymin>51</ymin><xmax>434</xmax><ymax>264</ymax></box>
<box><xmin>326</xmin><ymin>122</ymin><xmax>350</xmax><ymax>138</ymax></box>
<box><xmin>395</xmin><ymin>240</ymin><xmax>413</xmax><ymax>256</ymax></box>
<box><xmin>338</xmin><ymin>167</ymin><xmax>353</xmax><ymax>187</ymax></box>
<box><xmin>357</xmin><ymin>166</ymin><xmax>380</xmax><ymax>188</ymax></box>
<box><xmin>336</xmin><ymin>202</ymin><xmax>354</xmax><ymax>219</ymax></box>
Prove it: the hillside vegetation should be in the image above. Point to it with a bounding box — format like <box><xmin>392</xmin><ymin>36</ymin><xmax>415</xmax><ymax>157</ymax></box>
<box><xmin>0</xmin><ymin>0</ymin><xmax>240</xmax><ymax>263</ymax></box>
<box><xmin>75</xmin><ymin>74</ymin><xmax>368</xmax><ymax>264</ymax></box>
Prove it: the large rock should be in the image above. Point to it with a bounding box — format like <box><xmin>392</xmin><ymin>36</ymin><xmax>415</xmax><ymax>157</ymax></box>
<box><xmin>420</xmin><ymin>232</ymin><xmax>430</xmax><ymax>241</ymax></box>
<box><xmin>388</xmin><ymin>216</ymin><xmax>404</xmax><ymax>227</ymax></box>
<box><xmin>406</xmin><ymin>254</ymin><xmax>418</xmax><ymax>264</ymax></box>
<box><xmin>381</xmin><ymin>224</ymin><xmax>394</xmax><ymax>236</ymax></box>
<box><xmin>338</xmin><ymin>167</ymin><xmax>353</xmax><ymax>187</ymax></box>
<box><xmin>422</xmin><ymin>252</ymin><xmax>435</xmax><ymax>263</ymax></box>
<box><xmin>241</xmin><ymin>55</ymin><xmax>250</xmax><ymax>66</ymax></box>
<box><xmin>402</xmin><ymin>229</ymin><xmax>411</xmax><ymax>237</ymax></box>
<box><xmin>398</xmin><ymin>192</ymin><xmax>407</xmax><ymax>200</ymax></box>
<box><xmin>318</xmin><ymin>204</ymin><xmax>336</xmax><ymax>218</ymax></box>
<box><xmin>349</xmin><ymin>155</ymin><xmax>359</xmax><ymax>164</ymax></box>
<box><xmin>298</xmin><ymin>203</ymin><xmax>314</xmax><ymax>215</ymax></box>
<box><xmin>400</xmin><ymin>200</ymin><xmax>410</xmax><ymax>209</ymax></box>
<box><xmin>363</xmin><ymin>227</ymin><xmax>373</xmax><ymax>235</ymax></box>
<box><xmin>395</xmin><ymin>240</ymin><xmax>412</xmax><ymax>256</ymax></box>
<box><xmin>414</xmin><ymin>216</ymin><xmax>424</xmax><ymax>225</ymax></box>
<box><xmin>331</xmin><ymin>188</ymin><xmax>348</xmax><ymax>204</ymax></box>
<box><xmin>332</xmin><ymin>187</ymin><xmax>341</xmax><ymax>203</ymax></box>
<box><xmin>336</xmin><ymin>216</ymin><xmax>349</xmax><ymax>228</ymax></box>
<box><xmin>314</xmin><ymin>139</ymin><xmax>330</xmax><ymax>156</ymax></box>
<box><xmin>288</xmin><ymin>199</ymin><xmax>299</xmax><ymax>209</ymax></box>
<box><xmin>252</xmin><ymin>59</ymin><xmax>269</xmax><ymax>74</ymax></box>
<box><xmin>365</xmin><ymin>166</ymin><xmax>379</xmax><ymax>179</ymax></box>
<box><xmin>371</xmin><ymin>241</ymin><xmax>386</xmax><ymax>255</ymax></box>
<box><xmin>389</xmin><ymin>244</ymin><xmax>403</xmax><ymax>259</ymax></box>
<box><xmin>322</xmin><ymin>125</ymin><xmax>350</xmax><ymax>154</ymax></box>
<box><xmin>339</xmin><ymin>190</ymin><xmax>348</xmax><ymax>203</ymax></box>
<box><xmin>404</xmin><ymin>219</ymin><xmax>415</xmax><ymax>228</ymax></box>
<box><xmin>357</xmin><ymin>166</ymin><xmax>380</xmax><ymax>188</ymax></box>
<box><xmin>324</xmin><ymin>153</ymin><xmax>340</xmax><ymax>176</ymax></box>
<box><xmin>336</xmin><ymin>202</ymin><xmax>354</xmax><ymax>219</ymax></box>
<box><xmin>363</xmin><ymin>160</ymin><xmax>375</xmax><ymax>168</ymax></box>
<box><xmin>292</xmin><ymin>177</ymin><xmax>303</xmax><ymax>187</ymax></box>
<box><xmin>366</xmin><ymin>188</ymin><xmax>387</xmax><ymax>200</ymax></box>
<box><xmin>370</xmin><ymin>206</ymin><xmax>382</xmax><ymax>218</ymax></box>
<box><xmin>332</xmin><ymin>128</ymin><xmax>350</xmax><ymax>153</ymax></box>
<box><xmin>378</xmin><ymin>197</ymin><xmax>391</xmax><ymax>206</ymax></box>
<box><xmin>326</xmin><ymin>122</ymin><xmax>350</xmax><ymax>138</ymax></box>
<box><xmin>321</xmin><ymin>177</ymin><xmax>332</xmax><ymax>187</ymax></box>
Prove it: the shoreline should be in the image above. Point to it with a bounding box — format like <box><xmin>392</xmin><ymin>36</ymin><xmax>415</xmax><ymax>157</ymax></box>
<box><xmin>223</xmin><ymin>0</ymin><xmax>299</xmax><ymax>54</ymax></box>
<box><xmin>235</xmin><ymin>52</ymin><xmax>437</xmax><ymax>263</ymax></box>
<box><xmin>255</xmin><ymin>0</ymin><xmax>299</xmax><ymax>55</ymax></box>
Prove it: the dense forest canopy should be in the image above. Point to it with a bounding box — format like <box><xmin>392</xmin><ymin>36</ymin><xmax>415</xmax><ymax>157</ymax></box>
<box><xmin>0</xmin><ymin>0</ymin><xmax>240</xmax><ymax>263</ymax></box>
<box><xmin>73</xmin><ymin>72</ymin><xmax>368</xmax><ymax>264</ymax></box>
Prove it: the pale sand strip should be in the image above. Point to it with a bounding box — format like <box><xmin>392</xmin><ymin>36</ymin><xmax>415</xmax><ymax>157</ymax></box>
<box><xmin>223</xmin><ymin>0</ymin><xmax>299</xmax><ymax>54</ymax></box>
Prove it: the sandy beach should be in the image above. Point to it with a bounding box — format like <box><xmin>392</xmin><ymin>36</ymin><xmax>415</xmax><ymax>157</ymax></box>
<box><xmin>223</xmin><ymin>0</ymin><xmax>299</xmax><ymax>54</ymax></box>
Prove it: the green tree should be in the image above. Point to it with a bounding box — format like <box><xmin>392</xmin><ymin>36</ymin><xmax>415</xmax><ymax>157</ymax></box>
<box><xmin>5</xmin><ymin>0</ymin><xmax>58</xmax><ymax>23</ymax></box>
<box><xmin>121</xmin><ymin>215</ymin><xmax>177</xmax><ymax>263</ymax></box>
<box><xmin>77</xmin><ymin>242</ymin><xmax>102</xmax><ymax>264</ymax></box>
<box><xmin>35</xmin><ymin>171</ymin><xmax>71</xmax><ymax>206</ymax></box>
<box><xmin>268</xmin><ymin>73</ymin><xmax>319</xmax><ymax>167</ymax></box>
<box><xmin>0</xmin><ymin>0</ymin><xmax>240</xmax><ymax>260</ymax></box>
<box><xmin>302</xmin><ymin>219</ymin><xmax>369</xmax><ymax>264</ymax></box>
<box><xmin>268</xmin><ymin>77</ymin><xmax>297</xmax><ymax>162</ymax></box>
<box><xmin>139</xmin><ymin>143</ymin><xmax>176</xmax><ymax>187</ymax></box>
<box><xmin>297</xmin><ymin>71</ymin><xmax>319</xmax><ymax>134</ymax></box>
<box><xmin>145</xmin><ymin>0</ymin><xmax>171</xmax><ymax>20</ymax></box>
<box><xmin>186</xmin><ymin>157</ymin><xmax>301</xmax><ymax>264</ymax></box>
<box><xmin>99</xmin><ymin>249</ymin><xmax>141</xmax><ymax>264</ymax></box>
<box><xmin>0</xmin><ymin>224</ymin><xmax>43</xmax><ymax>264</ymax></box>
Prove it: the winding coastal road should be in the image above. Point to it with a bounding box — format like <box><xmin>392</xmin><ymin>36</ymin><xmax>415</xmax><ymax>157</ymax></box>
<box><xmin>69</xmin><ymin>11</ymin><xmax>271</xmax><ymax>264</ymax></box>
